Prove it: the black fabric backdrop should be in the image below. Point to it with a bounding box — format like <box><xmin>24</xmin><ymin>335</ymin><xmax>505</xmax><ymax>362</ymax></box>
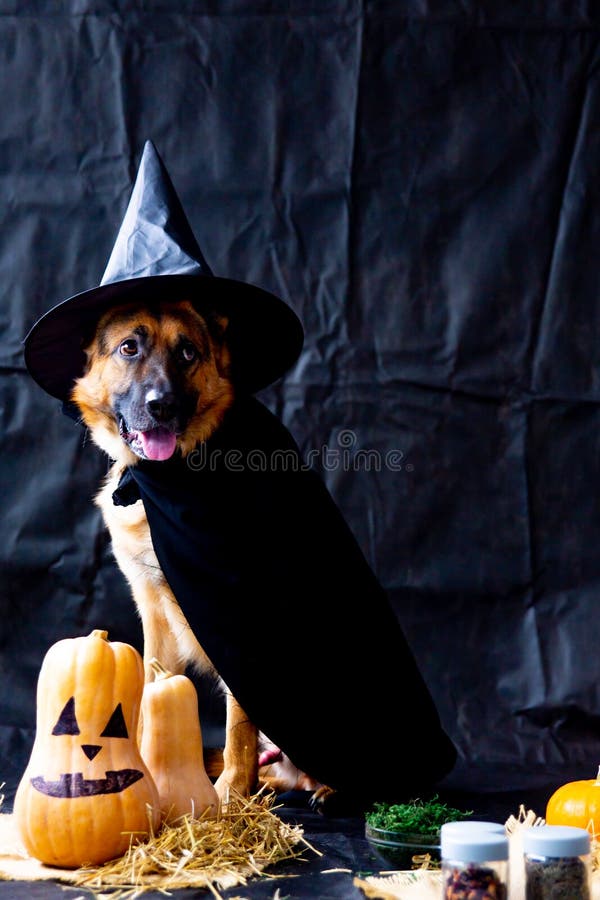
<box><xmin>2</xmin><ymin>1</ymin><xmax>600</xmax><ymax>806</ymax></box>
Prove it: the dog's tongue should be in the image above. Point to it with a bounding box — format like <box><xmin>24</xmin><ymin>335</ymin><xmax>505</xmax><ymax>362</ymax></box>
<box><xmin>140</xmin><ymin>428</ymin><xmax>177</xmax><ymax>461</ymax></box>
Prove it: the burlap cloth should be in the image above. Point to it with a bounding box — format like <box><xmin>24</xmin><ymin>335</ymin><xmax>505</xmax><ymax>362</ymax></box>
<box><xmin>0</xmin><ymin>813</ymin><xmax>80</xmax><ymax>882</ymax></box>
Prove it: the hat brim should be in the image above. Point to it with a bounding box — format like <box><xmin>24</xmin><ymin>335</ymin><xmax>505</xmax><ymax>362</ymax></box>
<box><xmin>23</xmin><ymin>274</ymin><xmax>304</xmax><ymax>400</ymax></box>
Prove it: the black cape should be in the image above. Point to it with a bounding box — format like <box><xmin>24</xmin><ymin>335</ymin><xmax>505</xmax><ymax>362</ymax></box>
<box><xmin>112</xmin><ymin>397</ymin><xmax>456</xmax><ymax>806</ymax></box>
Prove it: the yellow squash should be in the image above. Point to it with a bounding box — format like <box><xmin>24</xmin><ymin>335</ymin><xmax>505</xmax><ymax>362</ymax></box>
<box><xmin>140</xmin><ymin>658</ymin><xmax>218</xmax><ymax>823</ymax></box>
<box><xmin>546</xmin><ymin>767</ymin><xmax>600</xmax><ymax>834</ymax></box>
<box><xmin>14</xmin><ymin>629</ymin><xmax>160</xmax><ymax>867</ymax></box>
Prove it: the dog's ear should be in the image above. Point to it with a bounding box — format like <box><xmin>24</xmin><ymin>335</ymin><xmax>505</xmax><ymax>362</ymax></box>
<box><xmin>205</xmin><ymin>310</ymin><xmax>229</xmax><ymax>342</ymax></box>
<box><xmin>205</xmin><ymin>311</ymin><xmax>231</xmax><ymax>377</ymax></box>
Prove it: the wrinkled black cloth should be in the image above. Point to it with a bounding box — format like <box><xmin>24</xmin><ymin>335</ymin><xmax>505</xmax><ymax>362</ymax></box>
<box><xmin>113</xmin><ymin>397</ymin><xmax>456</xmax><ymax>805</ymax></box>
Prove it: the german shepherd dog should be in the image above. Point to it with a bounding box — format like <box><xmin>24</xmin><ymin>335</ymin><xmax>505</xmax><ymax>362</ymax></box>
<box><xmin>70</xmin><ymin>296</ymin><xmax>323</xmax><ymax>803</ymax></box>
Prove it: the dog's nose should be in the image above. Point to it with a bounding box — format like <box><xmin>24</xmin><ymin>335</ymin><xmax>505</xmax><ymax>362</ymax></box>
<box><xmin>145</xmin><ymin>388</ymin><xmax>178</xmax><ymax>423</ymax></box>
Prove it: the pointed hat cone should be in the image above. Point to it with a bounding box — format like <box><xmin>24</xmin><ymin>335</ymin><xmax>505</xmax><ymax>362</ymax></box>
<box><xmin>23</xmin><ymin>141</ymin><xmax>303</xmax><ymax>400</ymax></box>
<box><xmin>101</xmin><ymin>141</ymin><xmax>213</xmax><ymax>284</ymax></box>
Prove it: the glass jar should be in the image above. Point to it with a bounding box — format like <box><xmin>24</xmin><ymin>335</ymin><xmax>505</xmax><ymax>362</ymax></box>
<box><xmin>522</xmin><ymin>824</ymin><xmax>591</xmax><ymax>899</ymax></box>
<box><xmin>441</xmin><ymin>830</ymin><xmax>509</xmax><ymax>899</ymax></box>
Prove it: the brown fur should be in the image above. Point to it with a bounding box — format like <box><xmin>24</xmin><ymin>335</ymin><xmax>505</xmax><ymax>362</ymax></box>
<box><xmin>72</xmin><ymin>297</ymin><xmax>331</xmax><ymax>805</ymax></box>
<box><xmin>72</xmin><ymin>299</ymin><xmax>259</xmax><ymax>799</ymax></box>
<box><xmin>73</xmin><ymin>301</ymin><xmax>233</xmax><ymax>464</ymax></box>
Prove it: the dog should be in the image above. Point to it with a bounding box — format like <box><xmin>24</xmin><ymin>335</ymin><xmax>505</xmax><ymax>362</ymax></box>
<box><xmin>70</xmin><ymin>296</ymin><xmax>326</xmax><ymax>804</ymax></box>
<box><xmin>25</xmin><ymin>141</ymin><xmax>456</xmax><ymax>814</ymax></box>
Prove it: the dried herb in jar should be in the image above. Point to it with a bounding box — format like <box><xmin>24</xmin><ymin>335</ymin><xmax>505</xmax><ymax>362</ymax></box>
<box><xmin>525</xmin><ymin>854</ymin><xmax>590</xmax><ymax>899</ymax></box>
<box><xmin>445</xmin><ymin>862</ymin><xmax>507</xmax><ymax>899</ymax></box>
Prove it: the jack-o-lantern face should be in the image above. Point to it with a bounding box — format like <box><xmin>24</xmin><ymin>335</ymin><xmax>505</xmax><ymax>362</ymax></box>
<box><xmin>14</xmin><ymin>630</ymin><xmax>160</xmax><ymax>868</ymax></box>
<box><xmin>30</xmin><ymin>696</ymin><xmax>144</xmax><ymax>798</ymax></box>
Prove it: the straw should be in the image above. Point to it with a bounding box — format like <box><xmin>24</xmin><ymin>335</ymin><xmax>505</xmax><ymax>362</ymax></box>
<box><xmin>72</xmin><ymin>787</ymin><xmax>319</xmax><ymax>899</ymax></box>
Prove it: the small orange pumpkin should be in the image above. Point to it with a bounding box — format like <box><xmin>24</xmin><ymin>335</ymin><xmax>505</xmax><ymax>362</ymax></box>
<box><xmin>545</xmin><ymin>767</ymin><xmax>600</xmax><ymax>834</ymax></box>
<box><xmin>14</xmin><ymin>629</ymin><xmax>160</xmax><ymax>867</ymax></box>
<box><xmin>140</xmin><ymin>658</ymin><xmax>218</xmax><ymax>823</ymax></box>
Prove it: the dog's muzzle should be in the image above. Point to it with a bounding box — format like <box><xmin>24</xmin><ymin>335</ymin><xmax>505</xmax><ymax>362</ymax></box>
<box><xmin>115</xmin><ymin>381</ymin><xmax>195</xmax><ymax>462</ymax></box>
<box><xmin>119</xmin><ymin>416</ymin><xmax>178</xmax><ymax>461</ymax></box>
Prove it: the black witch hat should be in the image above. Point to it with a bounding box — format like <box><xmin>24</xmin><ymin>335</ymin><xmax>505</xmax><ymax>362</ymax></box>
<box><xmin>23</xmin><ymin>141</ymin><xmax>304</xmax><ymax>399</ymax></box>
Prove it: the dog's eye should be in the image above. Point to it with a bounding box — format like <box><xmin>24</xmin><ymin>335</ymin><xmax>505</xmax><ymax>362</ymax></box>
<box><xmin>119</xmin><ymin>339</ymin><xmax>139</xmax><ymax>357</ymax></box>
<box><xmin>177</xmin><ymin>343</ymin><xmax>197</xmax><ymax>365</ymax></box>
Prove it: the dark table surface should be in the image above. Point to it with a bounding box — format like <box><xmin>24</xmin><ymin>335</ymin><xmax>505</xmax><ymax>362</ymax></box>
<box><xmin>0</xmin><ymin>765</ymin><xmax>568</xmax><ymax>899</ymax></box>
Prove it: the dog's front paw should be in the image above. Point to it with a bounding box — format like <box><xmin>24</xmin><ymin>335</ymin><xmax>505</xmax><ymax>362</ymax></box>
<box><xmin>214</xmin><ymin>769</ymin><xmax>257</xmax><ymax>803</ymax></box>
<box><xmin>258</xmin><ymin>742</ymin><xmax>323</xmax><ymax>795</ymax></box>
<box><xmin>309</xmin><ymin>786</ymin><xmax>368</xmax><ymax>817</ymax></box>
<box><xmin>308</xmin><ymin>784</ymin><xmax>338</xmax><ymax>814</ymax></box>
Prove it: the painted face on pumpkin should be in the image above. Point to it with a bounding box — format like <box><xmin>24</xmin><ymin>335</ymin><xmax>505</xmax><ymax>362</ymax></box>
<box><xmin>30</xmin><ymin>696</ymin><xmax>143</xmax><ymax>798</ymax></box>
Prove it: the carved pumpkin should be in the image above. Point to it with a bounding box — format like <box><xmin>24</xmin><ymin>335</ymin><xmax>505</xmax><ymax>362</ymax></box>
<box><xmin>140</xmin><ymin>657</ymin><xmax>218</xmax><ymax>823</ymax></box>
<box><xmin>14</xmin><ymin>629</ymin><xmax>160</xmax><ymax>867</ymax></box>
<box><xmin>545</xmin><ymin>767</ymin><xmax>600</xmax><ymax>834</ymax></box>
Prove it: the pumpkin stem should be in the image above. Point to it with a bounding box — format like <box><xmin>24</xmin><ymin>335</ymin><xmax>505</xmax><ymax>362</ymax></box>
<box><xmin>89</xmin><ymin>629</ymin><xmax>109</xmax><ymax>641</ymax></box>
<box><xmin>148</xmin><ymin>657</ymin><xmax>172</xmax><ymax>681</ymax></box>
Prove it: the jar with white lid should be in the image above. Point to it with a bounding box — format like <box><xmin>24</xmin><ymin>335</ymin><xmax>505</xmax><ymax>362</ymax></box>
<box><xmin>441</xmin><ymin>830</ymin><xmax>508</xmax><ymax>899</ymax></box>
<box><xmin>522</xmin><ymin>824</ymin><xmax>591</xmax><ymax>899</ymax></box>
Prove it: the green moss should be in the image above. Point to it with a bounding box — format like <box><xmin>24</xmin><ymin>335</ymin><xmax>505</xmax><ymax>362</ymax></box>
<box><xmin>365</xmin><ymin>795</ymin><xmax>473</xmax><ymax>837</ymax></box>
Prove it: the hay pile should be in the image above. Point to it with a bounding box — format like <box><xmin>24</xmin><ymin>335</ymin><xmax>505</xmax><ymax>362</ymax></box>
<box><xmin>72</xmin><ymin>788</ymin><xmax>318</xmax><ymax>899</ymax></box>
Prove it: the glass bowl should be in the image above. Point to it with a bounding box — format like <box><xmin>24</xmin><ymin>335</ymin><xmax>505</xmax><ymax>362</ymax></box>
<box><xmin>365</xmin><ymin>822</ymin><xmax>441</xmax><ymax>869</ymax></box>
